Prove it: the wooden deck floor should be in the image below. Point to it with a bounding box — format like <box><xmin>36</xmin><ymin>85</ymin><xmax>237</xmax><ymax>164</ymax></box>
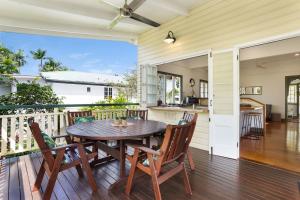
<box><xmin>1</xmin><ymin>148</ymin><xmax>300</xmax><ymax>200</ymax></box>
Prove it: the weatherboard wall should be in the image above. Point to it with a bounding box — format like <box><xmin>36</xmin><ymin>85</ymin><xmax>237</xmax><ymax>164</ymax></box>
<box><xmin>137</xmin><ymin>0</ymin><xmax>300</xmax><ymax>151</ymax></box>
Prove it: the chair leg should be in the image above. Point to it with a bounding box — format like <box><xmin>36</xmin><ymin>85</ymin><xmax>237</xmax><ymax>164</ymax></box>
<box><xmin>33</xmin><ymin>160</ymin><xmax>46</xmax><ymax>191</ymax></box>
<box><xmin>125</xmin><ymin>149</ymin><xmax>139</xmax><ymax>195</ymax></box>
<box><xmin>187</xmin><ymin>149</ymin><xmax>195</xmax><ymax>171</ymax></box>
<box><xmin>148</xmin><ymin>154</ymin><xmax>162</xmax><ymax>200</ymax></box>
<box><xmin>75</xmin><ymin>165</ymin><xmax>84</xmax><ymax>178</ymax></box>
<box><xmin>182</xmin><ymin>163</ymin><xmax>192</xmax><ymax>195</ymax></box>
<box><xmin>78</xmin><ymin>144</ymin><xmax>98</xmax><ymax>192</ymax></box>
<box><xmin>44</xmin><ymin>150</ymin><xmax>65</xmax><ymax>200</ymax></box>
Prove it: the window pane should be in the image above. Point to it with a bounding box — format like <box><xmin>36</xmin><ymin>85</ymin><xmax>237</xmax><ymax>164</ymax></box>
<box><xmin>165</xmin><ymin>75</ymin><xmax>173</xmax><ymax>104</ymax></box>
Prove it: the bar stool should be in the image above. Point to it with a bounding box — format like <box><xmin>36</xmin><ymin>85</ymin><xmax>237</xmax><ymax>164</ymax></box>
<box><xmin>242</xmin><ymin>112</ymin><xmax>263</xmax><ymax>139</ymax></box>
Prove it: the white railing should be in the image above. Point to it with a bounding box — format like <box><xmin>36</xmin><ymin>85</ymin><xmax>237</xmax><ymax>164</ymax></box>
<box><xmin>0</xmin><ymin>109</ymin><xmax>127</xmax><ymax>157</ymax></box>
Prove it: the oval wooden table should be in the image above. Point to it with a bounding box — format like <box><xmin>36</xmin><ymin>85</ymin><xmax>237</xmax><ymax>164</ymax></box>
<box><xmin>66</xmin><ymin>119</ymin><xmax>166</xmax><ymax>185</ymax></box>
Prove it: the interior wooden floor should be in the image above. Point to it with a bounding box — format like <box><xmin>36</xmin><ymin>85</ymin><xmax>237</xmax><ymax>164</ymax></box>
<box><xmin>240</xmin><ymin>121</ymin><xmax>300</xmax><ymax>173</ymax></box>
<box><xmin>1</xmin><ymin>148</ymin><xmax>300</xmax><ymax>200</ymax></box>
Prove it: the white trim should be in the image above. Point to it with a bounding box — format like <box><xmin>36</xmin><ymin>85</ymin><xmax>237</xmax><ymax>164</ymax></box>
<box><xmin>233</xmin><ymin>48</ymin><xmax>240</xmax><ymax>158</ymax></box>
<box><xmin>212</xmin><ymin>48</ymin><xmax>234</xmax><ymax>55</ymax></box>
<box><xmin>145</xmin><ymin>49</ymin><xmax>211</xmax><ymax>66</ymax></box>
<box><xmin>235</xmin><ymin>29</ymin><xmax>300</xmax><ymax>49</ymax></box>
<box><xmin>208</xmin><ymin>49</ymin><xmax>213</xmax><ymax>155</ymax></box>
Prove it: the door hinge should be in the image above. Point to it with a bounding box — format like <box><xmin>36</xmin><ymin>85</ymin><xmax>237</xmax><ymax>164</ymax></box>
<box><xmin>209</xmin><ymin>118</ymin><xmax>211</xmax><ymax>122</ymax></box>
<box><xmin>210</xmin><ymin>146</ymin><xmax>213</xmax><ymax>155</ymax></box>
<box><xmin>237</xmin><ymin>55</ymin><xmax>239</xmax><ymax>60</ymax></box>
<box><xmin>210</xmin><ymin>52</ymin><xmax>212</xmax><ymax>57</ymax></box>
<box><xmin>237</xmin><ymin>142</ymin><xmax>239</xmax><ymax>148</ymax></box>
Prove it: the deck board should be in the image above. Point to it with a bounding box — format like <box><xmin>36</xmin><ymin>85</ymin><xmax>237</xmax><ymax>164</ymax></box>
<box><xmin>1</xmin><ymin>148</ymin><xmax>300</xmax><ymax>200</ymax></box>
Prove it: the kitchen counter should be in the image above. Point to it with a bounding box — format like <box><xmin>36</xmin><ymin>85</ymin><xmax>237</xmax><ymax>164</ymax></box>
<box><xmin>148</xmin><ymin>106</ymin><xmax>209</xmax><ymax>151</ymax></box>
<box><xmin>149</xmin><ymin>106</ymin><xmax>209</xmax><ymax>113</ymax></box>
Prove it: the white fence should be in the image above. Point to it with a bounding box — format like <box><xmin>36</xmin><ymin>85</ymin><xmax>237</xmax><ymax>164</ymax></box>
<box><xmin>0</xmin><ymin>109</ymin><xmax>127</xmax><ymax>157</ymax></box>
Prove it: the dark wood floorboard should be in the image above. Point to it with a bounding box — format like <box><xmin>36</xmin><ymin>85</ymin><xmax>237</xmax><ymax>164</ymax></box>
<box><xmin>1</xmin><ymin>148</ymin><xmax>299</xmax><ymax>200</ymax></box>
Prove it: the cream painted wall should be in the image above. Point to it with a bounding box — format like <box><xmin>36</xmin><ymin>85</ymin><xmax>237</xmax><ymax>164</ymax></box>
<box><xmin>138</xmin><ymin>0</ymin><xmax>300</xmax><ymax>64</ymax></box>
<box><xmin>240</xmin><ymin>56</ymin><xmax>300</xmax><ymax>119</ymax></box>
<box><xmin>157</xmin><ymin>64</ymin><xmax>208</xmax><ymax>98</ymax></box>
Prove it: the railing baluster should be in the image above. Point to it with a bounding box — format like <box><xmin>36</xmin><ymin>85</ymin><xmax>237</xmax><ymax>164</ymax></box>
<box><xmin>10</xmin><ymin>117</ymin><xmax>16</xmax><ymax>153</ymax></box>
<box><xmin>59</xmin><ymin>113</ymin><xmax>65</xmax><ymax>144</ymax></box>
<box><xmin>18</xmin><ymin>116</ymin><xmax>24</xmax><ymax>152</ymax></box>
<box><xmin>26</xmin><ymin>115</ymin><xmax>32</xmax><ymax>152</ymax></box>
<box><xmin>1</xmin><ymin>117</ymin><xmax>8</xmax><ymax>156</ymax></box>
<box><xmin>47</xmin><ymin>113</ymin><xmax>52</xmax><ymax>136</ymax></box>
<box><xmin>41</xmin><ymin>114</ymin><xmax>46</xmax><ymax>132</ymax></box>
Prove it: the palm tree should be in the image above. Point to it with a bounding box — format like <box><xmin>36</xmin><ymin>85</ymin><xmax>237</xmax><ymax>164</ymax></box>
<box><xmin>30</xmin><ymin>49</ymin><xmax>46</xmax><ymax>71</ymax></box>
<box><xmin>15</xmin><ymin>50</ymin><xmax>26</xmax><ymax>67</ymax></box>
<box><xmin>42</xmin><ymin>58</ymin><xmax>69</xmax><ymax>72</ymax></box>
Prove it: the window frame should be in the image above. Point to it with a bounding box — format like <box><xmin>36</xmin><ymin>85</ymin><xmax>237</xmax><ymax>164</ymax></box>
<box><xmin>199</xmin><ymin>79</ymin><xmax>208</xmax><ymax>98</ymax></box>
<box><xmin>157</xmin><ymin>71</ymin><xmax>183</xmax><ymax>104</ymax></box>
<box><xmin>104</xmin><ymin>87</ymin><xmax>113</xmax><ymax>99</ymax></box>
<box><xmin>87</xmin><ymin>87</ymin><xmax>91</xmax><ymax>93</ymax></box>
<box><xmin>287</xmin><ymin>84</ymin><xmax>297</xmax><ymax>104</ymax></box>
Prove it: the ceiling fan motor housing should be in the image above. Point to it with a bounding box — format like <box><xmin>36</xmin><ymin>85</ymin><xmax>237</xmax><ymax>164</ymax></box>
<box><xmin>120</xmin><ymin>7</ymin><xmax>132</xmax><ymax>17</ymax></box>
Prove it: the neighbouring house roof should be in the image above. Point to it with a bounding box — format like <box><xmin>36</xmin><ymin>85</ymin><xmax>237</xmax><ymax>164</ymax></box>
<box><xmin>40</xmin><ymin>71</ymin><xmax>125</xmax><ymax>86</ymax></box>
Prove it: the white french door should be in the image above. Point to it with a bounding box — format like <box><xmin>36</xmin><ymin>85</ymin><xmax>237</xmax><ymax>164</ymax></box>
<box><xmin>139</xmin><ymin>64</ymin><xmax>158</xmax><ymax>107</ymax></box>
<box><xmin>209</xmin><ymin>49</ymin><xmax>240</xmax><ymax>159</ymax></box>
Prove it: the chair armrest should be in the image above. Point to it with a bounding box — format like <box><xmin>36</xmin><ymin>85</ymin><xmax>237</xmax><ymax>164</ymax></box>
<box><xmin>128</xmin><ymin>144</ymin><xmax>161</xmax><ymax>156</ymax></box>
<box><xmin>52</xmin><ymin>134</ymin><xmax>70</xmax><ymax>140</ymax></box>
<box><xmin>51</xmin><ymin>143</ymin><xmax>78</xmax><ymax>152</ymax></box>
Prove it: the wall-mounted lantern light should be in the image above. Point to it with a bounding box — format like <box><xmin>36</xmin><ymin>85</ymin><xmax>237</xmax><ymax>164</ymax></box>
<box><xmin>164</xmin><ymin>31</ymin><xmax>176</xmax><ymax>44</ymax></box>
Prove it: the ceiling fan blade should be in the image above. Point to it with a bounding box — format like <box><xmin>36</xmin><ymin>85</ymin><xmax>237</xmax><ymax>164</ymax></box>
<box><xmin>99</xmin><ymin>0</ymin><xmax>119</xmax><ymax>11</ymax></box>
<box><xmin>128</xmin><ymin>0</ymin><xmax>146</xmax><ymax>11</ymax></box>
<box><xmin>108</xmin><ymin>14</ymin><xmax>124</xmax><ymax>29</ymax></box>
<box><xmin>130</xmin><ymin>13</ymin><xmax>160</xmax><ymax>27</ymax></box>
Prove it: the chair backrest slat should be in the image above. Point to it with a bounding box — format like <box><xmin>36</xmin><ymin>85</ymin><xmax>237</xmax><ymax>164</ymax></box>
<box><xmin>67</xmin><ymin>111</ymin><xmax>93</xmax><ymax>125</ymax></box>
<box><xmin>183</xmin><ymin>111</ymin><xmax>194</xmax><ymax>123</ymax></box>
<box><xmin>126</xmin><ymin>109</ymin><xmax>148</xmax><ymax>120</ymax></box>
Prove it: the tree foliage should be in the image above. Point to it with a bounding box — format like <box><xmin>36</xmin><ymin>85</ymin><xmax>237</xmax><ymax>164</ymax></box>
<box><xmin>30</xmin><ymin>48</ymin><xmax>46</xmax><ymax>71</ymax></box>
<box><xmin>41</xmin><ymin>58</ymin><xmax>69</xmax><ymax>72</ymax></box>
<box><xmin>0</xmin><ymin>44</ymin><xmax>25</xmax><ymax>75</ymax></box>
<box><xmin>82</xmin><ymin>94</ymin><xmax>135</xmax><ymax>111</ymax></box>
<box><xmin>114</xmin><ymin>70</ymin><xmax>137</xmax><ymax>102</ymax></box>
<box><xmin>0</xmin><ymin>82</ymin><xmax>62</xmax><ymax>114</ymax></box>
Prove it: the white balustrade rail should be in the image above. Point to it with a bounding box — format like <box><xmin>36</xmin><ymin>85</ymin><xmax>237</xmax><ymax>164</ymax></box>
<box><xmin>0</xmin><ymin>109</ymin><xmax>127</xmax><ymax>157</ymax></box>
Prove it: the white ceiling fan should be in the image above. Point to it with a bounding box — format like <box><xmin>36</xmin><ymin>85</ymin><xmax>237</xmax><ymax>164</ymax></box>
<box><xmin>101</xmin><ymin>0</ymin><xmax>161</xmax><ymax>29</ymax></box>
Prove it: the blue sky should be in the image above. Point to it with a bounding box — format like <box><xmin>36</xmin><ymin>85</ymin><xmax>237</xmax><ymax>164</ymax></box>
<box><xmin>0</xmin><ymin>32</ymin><xmax>137</xmax><ymax>75</ymax></box>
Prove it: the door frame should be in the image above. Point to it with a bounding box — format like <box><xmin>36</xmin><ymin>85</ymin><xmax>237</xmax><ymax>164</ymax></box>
<box><xmin>285</xmin><ymin>75</ymin><xmax>300</xmax><ymax>119</ymax></box>
<box><xmin>144</xmin><ymin>49</ymin><xmax>213</xmax><ymax>153</ymax></box>
<box><xmin>234</xmin><ymin>30</ymin><xmax>300</xmax><ymax>155</ymax></box>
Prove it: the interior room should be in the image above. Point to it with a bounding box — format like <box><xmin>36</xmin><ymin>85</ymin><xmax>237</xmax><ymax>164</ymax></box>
<box><xmin>147</xmin><ymin>55</ymin><xmax>210</xmax><ymax>151</ymax></box>
<box><xmin>156</xmin><ymin>55</ymin><xmax>209</xmax><ymax>108</ymax></box>
<box><xmin>239</xmin><ymin>36</ymin><xmax>300</xmax><ymax>172</ymax></box>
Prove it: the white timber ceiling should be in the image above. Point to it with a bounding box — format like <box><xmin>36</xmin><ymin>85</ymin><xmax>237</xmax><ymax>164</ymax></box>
<box><xmin>0</xmin><ymin>0</ymin><xmax>208</xmax><ymax>43</ymax></box>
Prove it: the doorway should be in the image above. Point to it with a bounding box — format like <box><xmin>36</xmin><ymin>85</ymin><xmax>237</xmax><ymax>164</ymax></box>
<box><xmin>237</xmin><ymin>36</ymin><xmax>300</xmax><ymax>172</ymax></box>
<box><xmin>286</xmin><ymin>75</ymin><xmax>300</xmax><ymax>121</ymax></box>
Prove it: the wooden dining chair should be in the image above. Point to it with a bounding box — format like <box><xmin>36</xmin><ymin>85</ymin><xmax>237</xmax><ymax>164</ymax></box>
<box><xmin>126</xmin><ymin>109</ymin><xmax>148</xmax><ymax>120</ymax></box>
<box><xmin>29</xmin><ymin>121</ymin><xmax>98</xmax><ymax>200</ymax></box>
<box><xmin>126</xmin><ymin>109</ymin><xmax>150</xmax><ymax>146</ymax></box>
<box><xmin>182</xmin><ymin>111</ymin><xmax>197</xmax><ymax>171</ymax></box>
<box><xmin>126</xmin><ymin>113</ymin><xmax>198</xmax><ymax>200</ymax></box>
<box><xmin>67</xmin><ymin>110</ymin><xmax>94</xmax><ymax>125</ymax></box>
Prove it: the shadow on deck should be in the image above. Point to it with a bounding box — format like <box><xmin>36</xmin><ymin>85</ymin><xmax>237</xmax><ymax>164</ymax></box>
<box><xmin>0</xmin><ymin>148</ymin><xmax>299</xmax><ymax>200</ymax></box>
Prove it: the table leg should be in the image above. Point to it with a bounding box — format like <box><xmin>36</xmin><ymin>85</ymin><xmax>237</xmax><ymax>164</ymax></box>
<box><xmin>119</xmin><ymin>140</ymin><xmax>126</xmax><ymax>178</ymax></box>
<box><xmin>145</xmin><ymin>136</ymin><xmax>151</xmax><ymax>147</ymax></box>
